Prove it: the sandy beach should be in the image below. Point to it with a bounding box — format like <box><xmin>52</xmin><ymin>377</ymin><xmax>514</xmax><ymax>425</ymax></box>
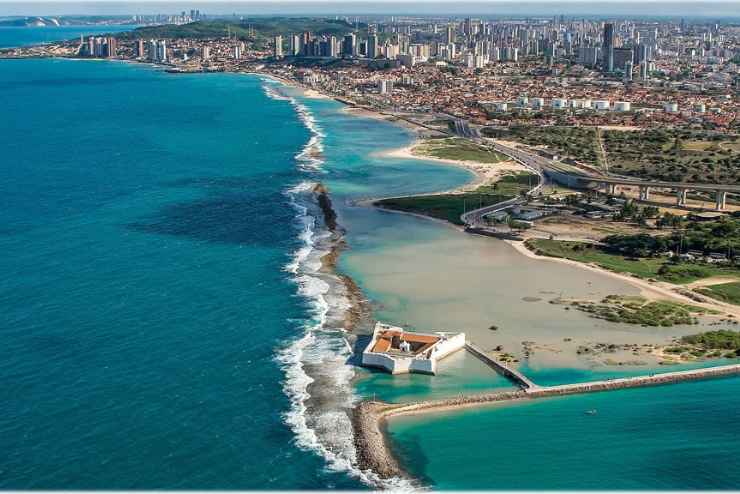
<box><xmin>378</xmin><ymin>140</ymin><xmax>530</xmax><ymax>194</ymax></box>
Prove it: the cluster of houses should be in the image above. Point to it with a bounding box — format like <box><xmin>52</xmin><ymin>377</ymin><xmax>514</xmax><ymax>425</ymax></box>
<box><xmin>674</xmin><ymin>250</ymin><xmax>731</xmax><ymax>264</ymax></box>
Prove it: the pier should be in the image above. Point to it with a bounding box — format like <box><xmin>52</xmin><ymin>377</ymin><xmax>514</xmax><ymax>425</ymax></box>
<box><xmin>465</xmin><ymin>342</ymin><xmax>539</xmax><ymax>390</ymax></box>
<box><xmin>353</xmin><ymin>363</ymin><xmax>740</xmax><ymax>479</ymax></box>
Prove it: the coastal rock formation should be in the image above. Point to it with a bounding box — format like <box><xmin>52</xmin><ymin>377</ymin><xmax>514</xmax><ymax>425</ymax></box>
<box><xmin>352</xmin><ymin>402</ymin><xmax>406</xmax><ymax>479</ymax></box>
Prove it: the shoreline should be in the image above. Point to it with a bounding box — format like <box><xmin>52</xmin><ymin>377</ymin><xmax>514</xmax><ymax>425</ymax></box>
<box><xmin>377</xmin><ymin>140</ymin><xmax>529</xmax><ymax>195</ymax></box>
<box><xmin>508</xmin><ymin>238</ymin><xmax>740</xmax><ymax>319</ymax></box>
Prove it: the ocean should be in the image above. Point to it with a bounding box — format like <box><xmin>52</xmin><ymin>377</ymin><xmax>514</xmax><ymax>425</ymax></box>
<box><xmin>0</xmin><ymin>25</ymin><xmax>136</xmax><ymax>48</ymax></box>
<box><xmin>4</xmin><ymin>37</ymin><xmax>740</xmax><ymax>490</ymax></box>
<box><xmin>0</xmin><ymin>57</ymin><xmax>366</xmax><ymax>489</ymax></box>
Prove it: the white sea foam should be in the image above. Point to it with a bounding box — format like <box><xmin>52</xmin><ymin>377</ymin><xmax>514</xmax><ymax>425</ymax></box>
<box><xmin>261</xmin><ymin>78</ymin><xmax>326</xmax><ymax>172</ymax></box>
<box><xmin>270</xmin><ymin>79</ymin><xmax>415</xmax><ymax>490</ymax></box>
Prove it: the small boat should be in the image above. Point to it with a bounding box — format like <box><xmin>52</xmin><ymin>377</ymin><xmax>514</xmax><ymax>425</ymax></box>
<box><xmin>584</xmin><ymin>409</ymin><xmax>598</xmax><ymax>415</ymax></box>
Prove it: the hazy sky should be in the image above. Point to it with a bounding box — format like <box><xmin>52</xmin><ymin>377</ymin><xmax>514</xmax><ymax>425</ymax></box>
<box><xmin>1</xmin><ymin>0</ymin><xmax>740</xmax><ymax>18</ymax></box>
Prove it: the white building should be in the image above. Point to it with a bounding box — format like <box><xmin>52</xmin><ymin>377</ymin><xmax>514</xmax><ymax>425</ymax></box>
<box><xmin>361</xmin><ymin>322</ymin><xmax>466</xmax><ymax>375</ymax></box>
<box><xmin>593</xmin><ymin>99</ymin><xmax>611</xmax><ymax>110</ymax></box>
<box><xmin>614</xmin><ymin>101</ymin><xmax>632</xmax><ymax>112</ymax></box>
<box><xmin>551</xmin><ymin>98</ymin><xmax>568</xmax><ymax>109</ymax></box>
<box><xmin>273</xmin><ymin>35</ymin><xmax>283</xmax><ymax>59</ymax></box>
<box><xmin>531</xmin><ymin>97</ymin><xmax>545</xmax><ymax>109</ymax></box>
<box><xmin>378</xmin><ymin>79</ymin><xmax>394</xmax><ymax>94</ymax></box>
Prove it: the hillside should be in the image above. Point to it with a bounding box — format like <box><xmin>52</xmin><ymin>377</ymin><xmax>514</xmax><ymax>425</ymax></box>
<box><xmin>118</xmin><ymin>17</ymin><xmax>362</xmax><ymax>45</ymax></box>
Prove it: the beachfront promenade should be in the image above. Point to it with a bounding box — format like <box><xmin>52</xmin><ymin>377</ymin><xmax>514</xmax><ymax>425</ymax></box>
<box><xmin>353</xmin><ymin>361</ymin><xmax>740</xmax><ymax>478</ymax></box>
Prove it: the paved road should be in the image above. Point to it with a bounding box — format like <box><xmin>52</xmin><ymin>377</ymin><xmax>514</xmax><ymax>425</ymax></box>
<box><xmin>459</xmin><ymin>141</ymin><xmax>546</xmax><ymax>226</ymax></box>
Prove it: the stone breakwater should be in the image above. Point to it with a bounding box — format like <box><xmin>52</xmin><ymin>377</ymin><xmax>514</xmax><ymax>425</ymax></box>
<box><xmin>353</xmin><ymin>363</ymin><xmax>740</xmax><ymax>479</ymax></box>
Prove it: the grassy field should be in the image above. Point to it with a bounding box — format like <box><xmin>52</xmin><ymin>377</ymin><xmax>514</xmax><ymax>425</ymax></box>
<box><xmin>414</xmin><ymin>138</ymin><xmax>508</xmax><ymax>164</ymax></box>
<box><xmin>526</xmin><ymin>239</ymin><xmax>740</xmax><ymax>284</ymax></box>
<box><xmin>696</xmin><ymin>281</ymin><xmax>740</xmax><ymax>305</ymax></box>
<box><xmin>375</xmin><ymin>192</ymin><xmax>512</xmax><ymax>225</ymax></box>
<box><xmin>375</xmin><ymin>172</ymin><xmax>535</xmax><ymax>225</ymax></box>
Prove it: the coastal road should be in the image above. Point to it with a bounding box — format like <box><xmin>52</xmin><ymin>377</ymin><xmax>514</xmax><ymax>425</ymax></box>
<box><xmin>459</xmin><ymin>141</ymin><xmax>546</xmax><ymax>226</ymax></box>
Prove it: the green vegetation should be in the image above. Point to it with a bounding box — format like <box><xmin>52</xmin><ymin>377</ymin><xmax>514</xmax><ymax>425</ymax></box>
<box><xmin>508</xmin><ymin>126</ymin><xmax>601</xmax><ymax>166</ymax></box>
<box><xmin>603</xmin><ymin>216</ymin><xmax>740</xmax><ymax>258</ymax></box>
<box><xmin>119</xmin><ymin>18</ymin><xmax>359</xmax><ymax>48</ymax></box>
<box><xmin>526</xmin><ymin>238</ymin><xmax>740</xmax><ymax>284</ymax></box>
<box><xmin>602</xmin><ymin>129</ymin><xmax>740</xmax><ymax>183</ymax></box>
<box><xmin>414</xmin><ymin>138</ymin><xmax>508</xmax><ymax>164</ymax></box>
<box><xmin>696</xmin><ymin>281</ymin><xmax>740</xmax><ymax>305</ymax></box>
<box><xmin>478</xmin><ymin>172</ymin><xmax>538</xmax><ymax>196</ymax></box>
<box><xmin>506</xmin><ymin>126</ymin><xmax>740</xmax><ymax>183</ymax></box>
<box><xmin>375</xmin><ymin>172</ymin><xmax>536</xmax><ymax>225</ymax></box>
<box><xmin>376</xmin><ymin>192</ymin><xmax>512</xmax><ymax>225</ymax></box>
<box><xmin>569</xmin><ymin>295</ymin><xmax>708</xmax><ymax>327</ymax></box>
<box><xmin>665</xmin><ymin>330</ymin><xmax>740</xmax><ymax>358</ymax></box>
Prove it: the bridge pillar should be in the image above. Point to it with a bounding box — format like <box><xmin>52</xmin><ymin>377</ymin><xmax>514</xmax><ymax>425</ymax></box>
<box><xmin>676</xmin><ymin>188</ymin><xmax>687</xmax><ymax>207</ymax></box>
<box><xmin>716</xmin><ymin>190</ymin><xmax>727</xmax><ymax>211</ymax></box>
<box><xmin>639</xmin><ymin>186</ymin><xmax>651</xmax><ymax>201</ymax></box>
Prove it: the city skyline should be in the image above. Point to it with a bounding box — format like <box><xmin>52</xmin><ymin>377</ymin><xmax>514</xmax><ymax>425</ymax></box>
<box><xmin>3</xmin><ymin>1</ymin><xmax>740</xmax><ymax>18</ymax></box>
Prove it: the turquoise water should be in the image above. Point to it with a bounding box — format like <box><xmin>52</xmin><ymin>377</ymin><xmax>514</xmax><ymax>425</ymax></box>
<box><xmin>5</xmin><ymin>49</ymin><xmax>740</xmax><ymax>490</ymax></box>
<box><xmin>388</xmin><ymin>376</ymin><xmax>740</xmax><ymax>489</ymax></box>
<box><xmin>0</xmin><ymin>25</ymin><xmax>136</xmax><ymax>47</ymax></box>
<box><xmin>355</xmin><ymin>351</ymin><xmax>516</xmax><ymax>403</ymax></box>
<box><xmin>0</xmin><ymin>58</ymin><xmax>362</xmax><ymax>489</ymax></box>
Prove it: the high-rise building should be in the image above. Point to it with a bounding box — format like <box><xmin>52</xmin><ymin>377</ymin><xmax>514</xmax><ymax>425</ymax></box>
<box><xmin>639</xmin><ymin>60</ymin><xmax>649</xmax><ymax>80</ymax></box>
<box><xmin>578</xmin><ymin>46</ymin><xmax>601</xmax><ymax>67</ymax></box>
<box><xmin>367</xmin><ymin>34</ymin><xmax>378</xmax><ymax>59</ymax></box>
<box><xmin>273</xmin><ymin>35</ymin><xmax>283</xmax><ymax>59</ymax></box>
<box><xmin>135</xmin><ymin>39</ymin><xmax>145</xmax><ymax>58</ymax></box>
<box><xmin>623</xmin><ymin>61</ymin><xmax>633</xmax><ymax>81</ymax></box>
<box><xmin>106</xmin><ymin>36</ymin><xmax>117</xmax><ymax>58</ymax></box>
<box><xmin>613</xmin><ymin>47</ymin><xmax>633</xmax><ymax>70</ymax></box>
<box><xmin>342</xmin><ymin>33</ymin><xmax>356</xmax><ymax>57</ymax></box>
<box><xmin>445</xmin><ymin>25</ymin><xmax>455</xmax><ymax>44</ymax></box>
<box><xmin>301</xmin><ymin>32</ymin><xmax>312</xmax><ymax>56</ymax></box>
<box><xmin>289</xmin><ymin>35</ymin><xmax>301</xmax><ymax>56</ymax></box>
<box><xmin>156</xmin><ymin>40</ymin><xmax>167</xmax><ymax>62</ymax></box>
<box><xmin>602</xmin><ymin>22</ymin><xmax>614</xmax><ymax>71</ymax></box>
<box><xmin>202</xmin><ymin>45</ymin><xmax>210</xmax><ymax>61</ymax></box>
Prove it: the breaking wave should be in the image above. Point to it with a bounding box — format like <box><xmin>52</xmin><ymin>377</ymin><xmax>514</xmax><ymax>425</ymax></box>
<box><xmin>263</xmin><ymin>78</ymin><xmax>413</xmax><ymax>489</ymax></box>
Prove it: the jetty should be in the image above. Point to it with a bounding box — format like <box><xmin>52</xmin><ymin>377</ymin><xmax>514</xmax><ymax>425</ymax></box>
<box><xmin>465</xmin><ymin>342</ymin><xmax>539</xmax><ymax>390</ymax></box>
<box><xmin>353</xmin><ymin>362</ymin><xmax>740</xmax><ymax>479</ymax></box>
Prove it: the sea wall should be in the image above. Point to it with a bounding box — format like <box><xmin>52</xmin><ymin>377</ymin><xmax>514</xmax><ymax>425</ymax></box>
<box><xmin>353</xmin><ymin>363</ymin><xmax>740</xmax><ymax>479</ymax></box>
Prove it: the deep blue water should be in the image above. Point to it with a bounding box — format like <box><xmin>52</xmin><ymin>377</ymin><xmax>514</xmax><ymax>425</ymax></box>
<box><xmin>0</xmin><ymin>58</ymin><xmax>362</xmax><ymax>489</ymax></box>
<box><xmin>0</xmin><ymin>25</ymin><xmax>136</xmax><ymax>48</ymax></box>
